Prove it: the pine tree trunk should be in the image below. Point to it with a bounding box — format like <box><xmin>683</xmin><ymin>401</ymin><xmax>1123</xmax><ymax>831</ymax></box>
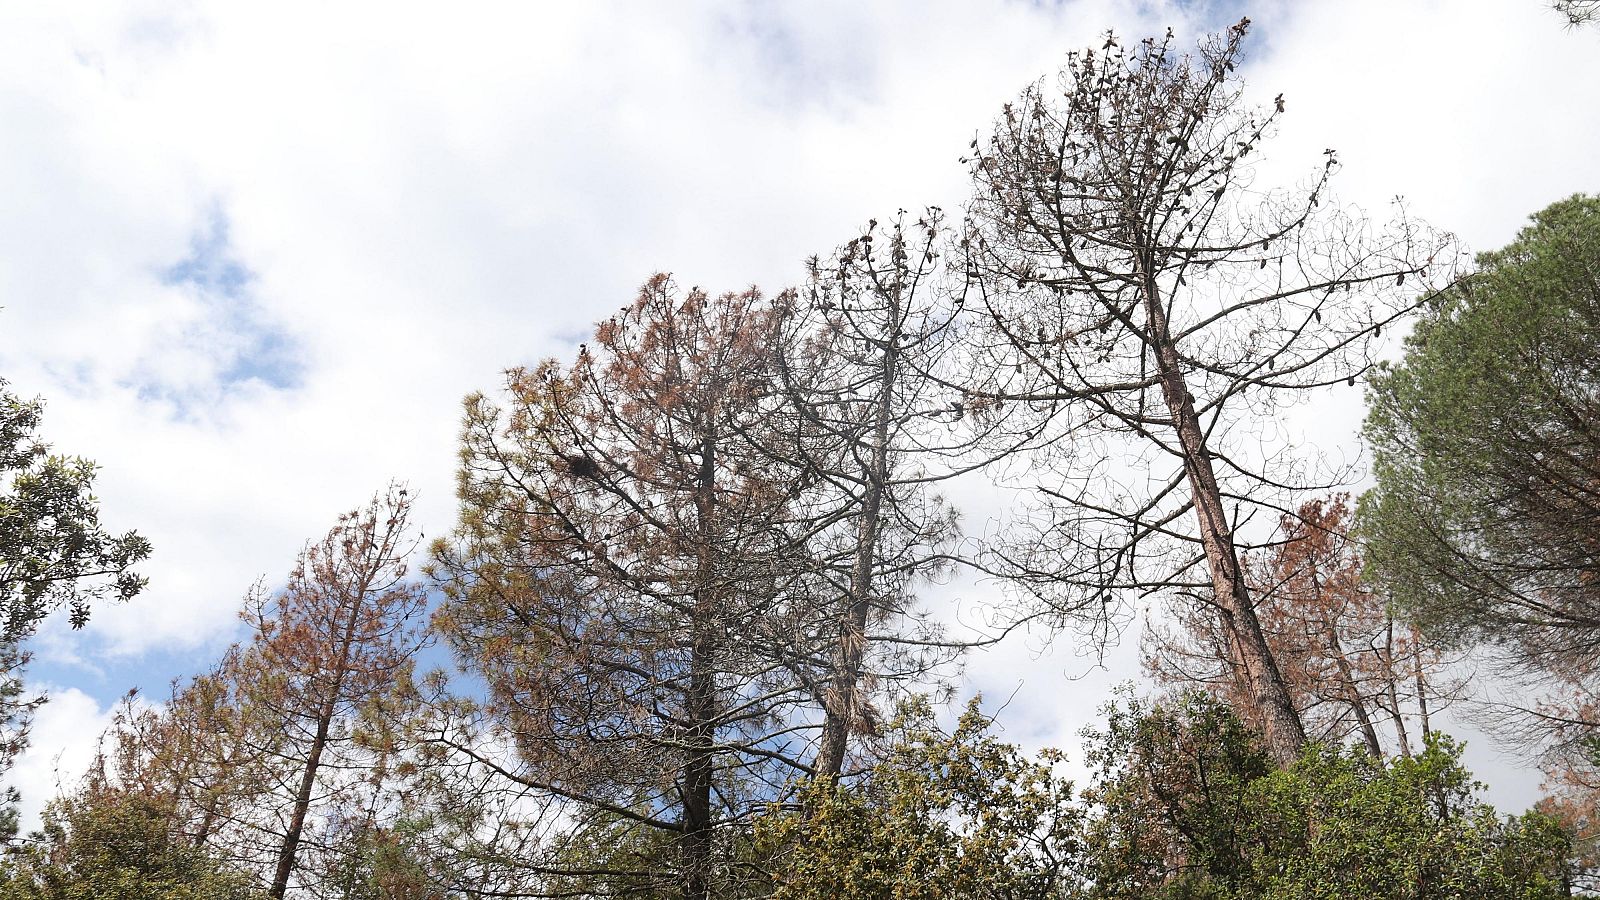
<box><xmin>267</xmin><ymin>720</ymin><xmax>326</xmax><ymax>896</ymax></box>
<box><xmin>1385</xmin><ymin>616</ymin><xmax>1412</xmax><ymax>758</ymax></box>
<box><xmin>1326</xmin><ymin>624</ymin><xmax>1383</xmax><ymax>757</ymax></box>
<box><xmin>1413</xmin><ymin>626</ymin><xmax>1433</xmax><ymax>742</ymax></box>
<box><xmin>194</xmin><ymin>789</ymin><xmax>218</xmax><ymax>848</ymax></box>
<box><xmin>815</xmin><ymin>296</ymin><xmax>899</xmax><ymax>781</ymax></box>
<box><xmin>1143</xmin><ymin>271</ymin><xmax>1306</xmax><ymax>767</ymax></box>
<box><xmin>269</xmin><ymin>714</ymin><xmax>331</xmax><ymax>900</ymax></box>
<box><xmin>269</xmin><ymin>577</ymin><xmax>366</xmax><ymax>899</ymax></box>
<box><xmin>682</xmin><ymin>650</ymin><xmax>715</xmax><ymax>900</ymax></box>
<box><xmin>680</xmin><ymin>435</ymin><xmax>719</xmax><ymax>900</ymax></box>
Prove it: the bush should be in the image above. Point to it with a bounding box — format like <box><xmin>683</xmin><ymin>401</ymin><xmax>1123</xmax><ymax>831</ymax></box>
<box><xmin>0</xmin><ymin>789</ymin><xmax>263</xmax><ymax>900</ymax></box>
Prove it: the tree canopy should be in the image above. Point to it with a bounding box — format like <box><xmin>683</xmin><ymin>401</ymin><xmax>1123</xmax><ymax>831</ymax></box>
<box><xmin>958</xmin><ymin>18</ymin><xmax>1449</xmax><ymax>765</ymax></box>
<box><xmin>0</xmin><ymin>790</ymin><xmax>263</xmax><ymax>900</ymax></box>
<box><xmin>1364</xmin><ymin>195</ymin><xmax>1600</xmax><ymax>676</ymax></box>
<box><xmin>0</xmin><ymin>383</ymin><xmax>150</xmax><ymax>843</ymax></box>
<box><xmin>0</xmin><ymin>384</ymin><xmax>149</xmax><ymax>642</ymax></box>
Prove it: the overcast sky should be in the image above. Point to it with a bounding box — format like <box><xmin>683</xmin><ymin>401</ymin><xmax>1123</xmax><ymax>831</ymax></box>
<box><xmin>2</xmin><ymin>0</ymin><xmax>1596</xmax><ymax>826</ymax></box>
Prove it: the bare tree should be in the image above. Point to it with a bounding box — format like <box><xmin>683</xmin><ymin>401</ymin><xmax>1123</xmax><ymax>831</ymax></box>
<box><xmin>1553</xmin><ymin>0</ymin><xmax>1600</xmax><ymax>26</ymax></box>
<box><xmin>771</xmin><ymin>210</ymin><xmax>1004</xmax><ymax>780</ymax></box>
<box><xmin>958</xmin><ymin>20</ymin><xmax>1453</xmax><ymax>765</ymax></box>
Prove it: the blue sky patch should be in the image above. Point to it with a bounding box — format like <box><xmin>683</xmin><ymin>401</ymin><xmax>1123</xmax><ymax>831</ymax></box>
<box><xmin>140</xmin><ymin>207</ymin><xmax>306</xmax><ymax>408</ymax></box>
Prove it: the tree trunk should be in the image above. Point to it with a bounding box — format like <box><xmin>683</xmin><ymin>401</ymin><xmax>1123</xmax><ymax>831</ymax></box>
<box><xmin>194</xmin><ymin>784</ymin><xmax>219</xmax><ymax>848</ymax></box>
<box><xmin>813</xmin><ymin>481</ymin><xmax>883</xmax><ymax>781</ymax></box>
<box><xmin>1384</xmin><ymin>616</ymin><xmax>1412</xmax><ymax>758</ymax></box>
<box><xmin>681</xmin><ymin>654</ymin><xmax>714</xmax><ymax>900</ymax></box>
<box><xmin>1142</xmin><ymin>271</ymin><xmax>1307</xmax><ymax>767</ymax></box>
<box><xmin>814</xmin><ymin>296</ymin><xmax>899</xmax><ymax>781</ymax></box>
<box><xmin>1413</xmin><ymin>625</ymin><xmax>1433</xmax><ymax>742</ymax></box>
<box><xmin>269</xmin><ymin>712</ymin><xmax>332</xmax><ymax>899</ymax></box>
<box><xmin>680</xmin><ymin>435</ymin><xmax>719</xmax><ymax>900</ymax></box>
<box><xmin>193</xmin><ymin>737</ymin><xmax>246</xmax><ymax>848</ymax></box>
<box><xmin>1326</xmin><ymin>623</ymin><xmax>1383</xmax><ymax>757</ymax></box>
<box><xmin>269</xmin><ymin>578</ymin><xmax>366</xmax><ymax>899</ymax></box>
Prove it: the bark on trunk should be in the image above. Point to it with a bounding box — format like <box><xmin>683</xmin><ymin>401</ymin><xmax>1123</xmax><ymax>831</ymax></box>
<box><xmin>680</xmin><ymin>435</ymin><xmax>719</xmax><ymax>900</ymax></box>
<box><xmin>681</xmin><ymin>666</ymin><xmax>714</xmax><ymax>900</ymax></box>
<box><xmin>1384</xmin><ymin>616</ymin><xmax>1412</xmax><ymax>758</ymax></box>
<box><xmin>268</xmin><ymin>711</ymin><xmax>332</xmax><ymax>899</ymax></box>
<box><xmin>1326</xmin><ymin>623</ymin><xmax>1383</xmax><ymax>757</ymax></box>
<box><xmin>1142</xmin><ymin>269</ymin><xmax>1306</xmax><ymax>767</ymax></box>
<box><xmin>268</xmin><ymin>574</ymin><xmax>367</xmax><ymax>899</ymax></box>
<box><xmin>814</xmin><ymin>296</ymin><xmax>899</xmax><ymax>781</ymax></box>
<box><xmin>194</xmin><ymin>786</ymin><xmax>218</xmax><ymax>848</ymax></box>
<box><xmin>1413</xmin><ymin>626</ymin><xmax>1432</xmax><ymax>742</ymax></box>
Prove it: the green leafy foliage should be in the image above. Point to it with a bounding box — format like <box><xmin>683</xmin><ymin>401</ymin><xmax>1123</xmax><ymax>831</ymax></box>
<box><xmin>321</xmin><ymin>817</ymin><xmax>450</xmax><ymax>900</ymax></box>
<box><xmin>0</xmin><ymin>642</ymin><xmax>42</xmax><ymax>845</ymax></box>
<box><xmin>0</xmin><ymin>384</ymin><xmax>150</xmax><ymax>642</ymax></box>
<box><xmin>1078</xmin><ymin>690</ymin><xmax>1274</xmax><ymax>896</ymax></box>
<box><xmin>1078</xmin><ymin>691</ymin><xmax>1571</xmax><ymax>900</ymax></box>
<box><xmin>1243</xmin><ymin>744</ymin><xmax>1569</xmax><ymax>900</ymax></box>
<box><xmin>0</xmin><ymin>790</ymin><xmax>263</xmax><ymax>900</ymax></box>
<box><xmin>757</xmin><ymin>692</ymin><xmax>1568</xmax><ymax>899</ymax></box>
<box><xmin>0</xmin><ymin>383</ymin><xmax>149</xmax><ymax>845</ymax></box>
<box><xmin>755</xmin><ymin>697</ymin><xmax>1080</xmax><ymax>900</ymax></box>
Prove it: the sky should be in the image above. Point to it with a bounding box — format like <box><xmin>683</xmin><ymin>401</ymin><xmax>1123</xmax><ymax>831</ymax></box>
<box><xmin>1</xmin><ymin>0</ymin><xmax>1597</xmax><ymax>826</ymax></box>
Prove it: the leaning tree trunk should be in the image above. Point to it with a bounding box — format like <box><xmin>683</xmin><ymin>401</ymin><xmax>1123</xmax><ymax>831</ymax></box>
<box><xmin>269</xmin><ymin>705</ymin><xmax>333</xmax><ymax>899</ymax></box>
<box><xmin>1326</xmin><ymin>624</ymin><xmax>1384</xmax><ymax>757</ymax></box>
<box><xmin>268</xmin><ymin>574</ymin><xmax>366</xmax><ymax>899</ymax></box>
<box><xmin>1143</xmin><ymin>269</ymin><xmax>1307</xmax><ymax>767</ymax></box>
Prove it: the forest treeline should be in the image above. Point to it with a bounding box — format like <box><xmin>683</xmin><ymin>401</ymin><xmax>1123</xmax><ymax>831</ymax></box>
<box><xmin>2</xmin><ymin>18</ymin><xmax>1599</xmax><ymax>900</ymax></box>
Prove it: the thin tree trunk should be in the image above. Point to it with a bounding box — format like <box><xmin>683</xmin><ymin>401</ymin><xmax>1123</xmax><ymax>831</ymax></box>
<box><xmin>815</xmin><ymin>295</ymin><xmax>899</xmax><ymax>781</ymax></box>
<box><xmin>682</xmin><ymin>651</ymin><xmax>715</xmax><ymax>900</ymax></box>
<box><xmin>1326</xmin><ymin>623</ymin><xmax>1383</xmax><ymax>757</ymax></box>
<box><xmin>1142</xmin><ymin>269</ymin><xmax>1306</xmax><ymax>766</ymax></box>
<box><xmin>194</xmin><ymin>784</ymin><xmax>219</xmax><ymax>848</ymax></box>
<box><xmin>1413</xmin><ymin>625</ymin><xmax>1432</xmax><ymax>742</ymax></box>
<box><xmin>680</xmin><ymin>434</ymin><xmax>719</xmax><ymax>900</ymax></box>
<box><xmin>269</xmin><ymin>580</ymin><xmax>366</xmax><ymax>899</ymax></box>
<box><xmin>1384</xmin><ymin>616</ymin><xmax>1412</xmax><ymax>758</ymax></box>
<box><xmin>193</xmin><ymin>737</ymin><xmax>246</xmax><ymax>848</ymax></box>
<box><xmin>1410</xmin><ymin>624</ymin><xmax>1450</xmax><ymax>814</ymax></box>
<box><xmin>269</xmin><ymin>703</ymin><xmax>334</xmax><ymax>899</ymax></box>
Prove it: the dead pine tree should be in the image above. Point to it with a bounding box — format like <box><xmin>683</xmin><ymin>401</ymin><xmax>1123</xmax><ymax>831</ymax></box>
<box><xmin>1144</xmin><ymin>495</ymin><xmax>1459</xmax><ymax>758</ymax></box>
<box><xmin>243</xmin><ymin>485</ymin><xmax>430</xmax><ymax>899</ymax></box>
<box><xmin>97</xmin><ymin>646</ymin><xmax>284</xmax><ymax>854</ymax></box>
<box><xmin>769</xmin><ymin>210</ymin><xmax>990</xmax><ymax>781</ymax></box>
<box><xmin>959</xmin><ymin>20</ymin><xmax>1453</xmax><ymax>765</ymax></box>
<box><xmin>101</xmin><ymin>487</ymin><xmax>428</xmax><ymax>897</ymax></box>
<box><xmin>432</xmin><ymin>278</ymin><xmax>817</xmax><ymax>900</ymax></box>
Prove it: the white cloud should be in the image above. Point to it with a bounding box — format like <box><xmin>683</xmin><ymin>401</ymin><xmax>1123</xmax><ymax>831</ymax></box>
<box><xmin>6</xmin><ymin>687</ymin><xmax>124</xmax><ymax>832</ymax></box>
<box><xmin>0</xmin><ymin>0</ymin><xmax>1177</xmax><ymax>653</ymax></box>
